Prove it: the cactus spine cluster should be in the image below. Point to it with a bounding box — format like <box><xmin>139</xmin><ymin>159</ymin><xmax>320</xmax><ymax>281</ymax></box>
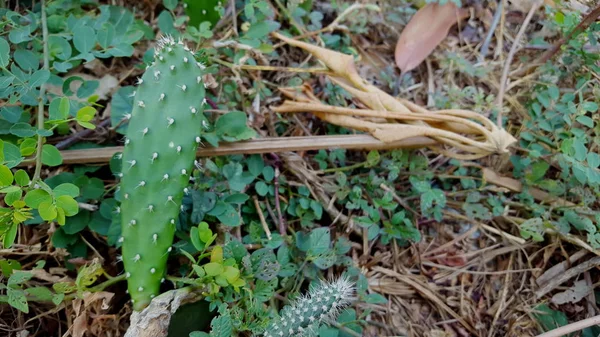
<box><xmin>263</xmin><ymin>277</ymin><xmax>355</xmax><ymax>337</ymax></box>
<box><xmin>118</xmin><ymin>36</ymin><xmax>208</xmax><ymax>311</ymax></box>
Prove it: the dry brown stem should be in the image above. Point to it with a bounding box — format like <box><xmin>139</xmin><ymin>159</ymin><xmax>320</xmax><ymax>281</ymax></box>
<box><xmin>271</xmin><ymin>32</ymin><xmax>517</xmax><ymax>161</ymax></box>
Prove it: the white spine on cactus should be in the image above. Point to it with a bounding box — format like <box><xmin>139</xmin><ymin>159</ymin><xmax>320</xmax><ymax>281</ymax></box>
<box><xmin>263</xmin><ymin>276</ymin><xmax>355</xmax><ymax>337</ymax></box>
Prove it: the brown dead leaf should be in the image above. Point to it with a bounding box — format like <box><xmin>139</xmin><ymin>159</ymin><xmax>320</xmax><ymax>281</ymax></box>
<box><xmin>83</xmin><ymin>291</ymin><xmax>114</xmax><ymax>310</ymax></box>
<box><xmin>395</xmin><ymin>3</ymin><xmax>469</xmax><ymax>73</ymax></box>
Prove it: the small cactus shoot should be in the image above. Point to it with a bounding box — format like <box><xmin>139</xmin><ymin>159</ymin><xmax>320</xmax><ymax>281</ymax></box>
<box><xmin>263</xmin><ymin>277</ymin><xmax>355</xmax><ymax>337</ymax></box>
<box><xmin>119</xmin><ymin>36</ymin><xmax>208</xmax><ymax>311</ymax></box>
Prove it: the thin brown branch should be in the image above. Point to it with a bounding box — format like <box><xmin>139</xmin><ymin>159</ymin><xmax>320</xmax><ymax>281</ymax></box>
<box><xmin>539</xmin><ymin>5</ymin><xmax>600</xmax><ymax>64</ymax></box>
<box><xmin>17</xmin><ymin>135</ymin><xmax>437</xmax><ymax>167</ymax></box>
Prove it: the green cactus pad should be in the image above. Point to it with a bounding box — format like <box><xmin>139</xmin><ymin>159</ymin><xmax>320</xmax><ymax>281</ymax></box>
<box><xmin>119</xmin><ymin>36</ymin><xmax>208</xmax><ymax>311</ymax></box>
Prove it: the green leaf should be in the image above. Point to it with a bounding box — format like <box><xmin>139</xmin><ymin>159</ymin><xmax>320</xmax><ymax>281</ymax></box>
<box><xmin>52</xmin><ymin>293</ymin><xmax>65</xmax><ymax>306</ymax></box>
<box><xmin>520</xmin><ymin>218</ymin><xmax>545</xmax><ymax>242</ymax></box>
<box><xmin>26</xmin><ymin>287</ymin><xmax>54</xmax><ymax>301</ymax></box>
<box><xmin>244</xmin><ymin>21</ymin><xmax>281</xmax><ymax>39</ymax></box>
<box><xmin>110</xmin><ymin>86</ymin><xmax>135</xmax><ymax>134</ymax></box>
<box><xmin>8</xmin><ymin>271</ymin><xmax>33</xmax><ymax>285</ymax></box>
<box><xmin>77</xmin><ymin>177</ymin><xmax>104</xmax><ymax>200</ymax></box>
<box><xmin>7</xmin><ymin>288</ymin><xmax>28</xmax><ymax>313</ymax></box>
<box><xmin>73</xmin><ymin>26</ymin><xmax>96</xmax><ymax>53</ymax></box>
<box><xmin>581</xmin><ymin>101</ymin><xmax>598</xmax><ymax>112</ymax></box>
<box><xmin>216</xmin><ymin>203</ymin><xmax>241</xmax><ymax>227</ymax></box>
<box><xmin>77</xmin><ymin>121</ymin><xmax>96</xmax><ymax>129</ymax></box>
<box><xmin>62</xmin><ymin>211</ymin><xmax>89</xmax><ymax>234</ymax></box>
<box><xmin>203</xmin><ymin>262</ymin><xmax>223</xmax><ymax>276</ymax></box>
<box><xmin>97</xmin><ymin>23</ymin><xmax>115</xmax><ymax>49</ymax></box>
<box><xmin>223</xmin><ymin>193</ymin><xmax>249</xmax><ymax>204</ymax></box>
<box><xmin>0</xmin><ymin>37</ymin><xmax>10</xmax><ymax>67</ymax></box>
<box><xmin>38</xmin><ymin>201</ymin><xmax>58</xmax><ymax>221</ymax></box>
<box><xmin>0</xmin><ymin>165</ymin><xmax>14</xmax><ymax>186</ymax></box>
<box><xmin>307</xmin><ymin>227</ymin><xmax>331</xmax><ymax>256</ymax></box>
<box><xmin>5</xmin><ymin>189</ymin><xmax>22</xmax><ymax>206</ymax></box>
<box><xmin>0</xmin><ymin>76</ymin><xmax>14</xmax><ymax>90</ymax></box>
<box><xmin>198</xmin><ymin>222</ymin><xmax>214</xmax><ymax>243</ymax></box>
<box><xmin>53</xmin><ymin>183</ymin><xmax>80</xmax><ymax>198</ymax></box>
<box><xmin>76</xmin><ymin>106</ymin><xmax>96</xmax><ymax>122</ymax></box>
<box><xmin>49</xmin><ymin>97</ymin><xmax>70</xmax><ymax>120</ymax></box>
<box><xmin>2</xmin><ymin>223</ymin><xmax>18</xmax><ymax>249</ymax></box>
<box><xmin>24</xmin><ymin>189</ymin><xmax>51</xmax><ymax>208</ymax></box>
<box><xmin>255</xmin><ymin>181</ymin><xmax>269</xmax><ymax>196</ymax></box>
<box><xmin>9</xmin><ymin>123</ymin><xmax>36</xmax><ymax>137</ymax></box>
<box><xmin>247</xmin><ymin>155</ymin><xmax>264</xmax><ymax>177</ymax></box>
<box><xmin>0</xmin><ymin>259</ymin><xmax>21</xmax><ymax>276</ymax></box>
<box><xmin>42</xmin><ymin>144</ymin><xmax>63</xmax><ymax>166</ymax></box>
<box><xmin>365</xmin><ymin>150</ymin><xmax>380</xmax><ymax>167</ymax></box>
<box><xmin>262</xmin><ymin>166</ymin><xmax>274</xmax><ymax>181</ymax></box>
<box><xmin>0</xmin><ymin>186</ymin><xmax>19</xmax><ymax>193</ymax></box>
<box><xmin>14</xmin><ymin>49</ymin><xmax>39</xmax><ymax>71</ymax></box>
<box><xmin>19</xmin><ymin>138</ymin><xmax>36</xmax><ymax>157</ymax></box>
<box><xmin>209</xmin><ymin>312</ymin><xmax>232</xmax><ymax>337</ymax></box>
<box><xmin>3</xmin><ymin>142</ymin><xmax>23</xmax><ymax>168</ymax></box>
<box><xmin>190</xmin><ymin>226</ymin><xmax>205</xmax><ymax>251</ymax></box>
<box><xmin>163</xmin><ymin>0</ymin><xmax>178</xmax><ymax>10</ymax></box>
<box><xmin>364</xmin><ymin>293</ymin><xmax>388</xmax><ymax>304</ymax></box>
<box><xmin>56</xmin><ymin>195</ymin><xmax>79</xmax><ymax>216</ymax></box>
<box><xmin>588</xmin><ymin>152</ymin><xmax>600</xmax><ymax>169</ymax></box>
<box><xmin>107</xmin><ymin>44</ymin><xmax>134</xmax><ymax>57</ymax></box>
<box><xmin>533</xmin><ymin>304</ymin><xmax>568</xmax><ymax>332</ymax></box>
<box><xmin>157</xmin><ymin>10</ymin><xmax>175</xmax><ymax>35</ymax></box>
<box><xmin>0</xmin><ymin>106</ymin><xmax>21</xmax><ymax>123</ymax></box>
<box><xmin>576</xmin><ymin>115</ymin><xmax>594</xmax><ymax>128</ymax></box>
<box><xmin>29</xmin><ymin>69</ymin><xmax>51</xmax><ymax>89</ymax></box>
<box><xmin>215</xmin><ymin>111</ymin><xmax>255</xmax><ymax>140</ymax></box>
<box><xmin>222</xmin><ymin>266</ymin><xmax>240</xmax><ymax>283</ymax></box>
<box><xmin>48</xmin><ymin>36</ymin><xmax>72</xmax><ymax>60</ymax></box>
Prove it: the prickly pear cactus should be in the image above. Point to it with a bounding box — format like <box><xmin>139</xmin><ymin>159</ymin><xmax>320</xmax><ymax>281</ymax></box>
<box><xmin>119</xmin><ymin>36</ymin><xmax>209</xmax><ymax>311</ymax></box>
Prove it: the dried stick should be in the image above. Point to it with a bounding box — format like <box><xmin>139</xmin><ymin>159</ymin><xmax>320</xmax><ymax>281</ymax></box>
<box><xmin>480</xmin><ymin>0</ymin><xmax>503</xmax><ymax>59</ymax></box>
<box><xmin>534</xmin><ymin>314</ymin><xmax>600</xmax><ymax>337</ymax></box>
<box><xmin>33</xmin><ymin>0</ymin><xmax>50</xmax><ymax>181</ymax></box>
<box><xmin>496</xmin><ymin>0</ymin><xmax>544</xmax><ymax>127</ymax></box>
<box><xmin>55</xmin><ymin>119</ymin><xmax>111</xmax><ymax>150</ymax></box>
<box><xmin>253</xmin><ymin>196</ymin><xmax>272</xmax><ymax>240</ymax></box>
<box><xmin>17</xmin><ymin>135</ymin><xmax>437</xmax><ymax>167</ymax></box>
<box><xmin>534</xmin><ymin>256</ymin><xmax>600</xmax><ymax>299</ymax></box>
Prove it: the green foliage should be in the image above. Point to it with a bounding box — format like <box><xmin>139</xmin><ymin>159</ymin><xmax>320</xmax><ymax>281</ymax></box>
<box><xmin>507</xmin><ymin>8</ymin><xmax>600</xmax><ymax>247</ymax></box>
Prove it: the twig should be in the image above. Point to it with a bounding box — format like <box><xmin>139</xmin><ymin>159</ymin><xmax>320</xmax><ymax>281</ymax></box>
<box><xmin>534</xmin><ymin>314</ymin><xmax>600</xmax><ymax>337</ymax></box>
<box><xmin>55</xmin><ymin>119</ymin><xmax>111</xmax><ymax>150</ymax></box>
<box><xmin>534</xmin><ymin>256</ymin><xmax>600</xmax><ymax>299</ymax></box>
<box><xmin>488</xmin><ymin>254</ymin><xmax>513</xmax><ymax>337</ymax></box>
<box><xmin>210</xmin><ymin>56</ymin><xmax>333</xmax><ymax>75</ymax></box>
<box><xmin>480</xmin><ymin>0</ymin><xmax>503</xmax><ymax>59</ymax></box>
<box><xmin>253</xmin><ymin>196</ymin><xmax>272</xmax><ymax>240</ymax></box>
<box><xmin>17</xmin><ymin>135</ymin><xmax>436</xmax><ymax>167</ymax></box>
<box><xmin>538</xmin><ymin>5</ymin><xmax>600</xmax><ymax>64</ymax></box>
<box><xmin>496</xmin><ymin>0</ymin><xmax>544</xmax><ymax>127</ymax></box>
<box><xmin>274</xmin><ymin>167</ymin><xmax>286</xmax><ymax>236</ymax></box>
<box><xmin>33</xmin><ymin>0</ymin><xmax>50</xmax><ymax>181</ymax></box>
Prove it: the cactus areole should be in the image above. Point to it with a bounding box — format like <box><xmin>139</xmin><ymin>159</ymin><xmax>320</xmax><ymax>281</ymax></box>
<box><xmin>119</xmin><ymin>36</ymin><xmax>208</xmax><ymax>311</ymax></box>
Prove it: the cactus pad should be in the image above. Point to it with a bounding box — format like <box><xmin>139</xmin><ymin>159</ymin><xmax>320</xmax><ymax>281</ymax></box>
<box><xmin>119</xmin><ymin>36</ymin><xmax>208</xmax><ymax>311</ymax></box>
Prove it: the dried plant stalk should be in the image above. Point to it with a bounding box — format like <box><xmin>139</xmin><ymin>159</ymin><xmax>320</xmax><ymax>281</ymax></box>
<box><xmin>271</xmin><ymin>32</ymin><xmax>517</xmax><ymax>160</ymax></box>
